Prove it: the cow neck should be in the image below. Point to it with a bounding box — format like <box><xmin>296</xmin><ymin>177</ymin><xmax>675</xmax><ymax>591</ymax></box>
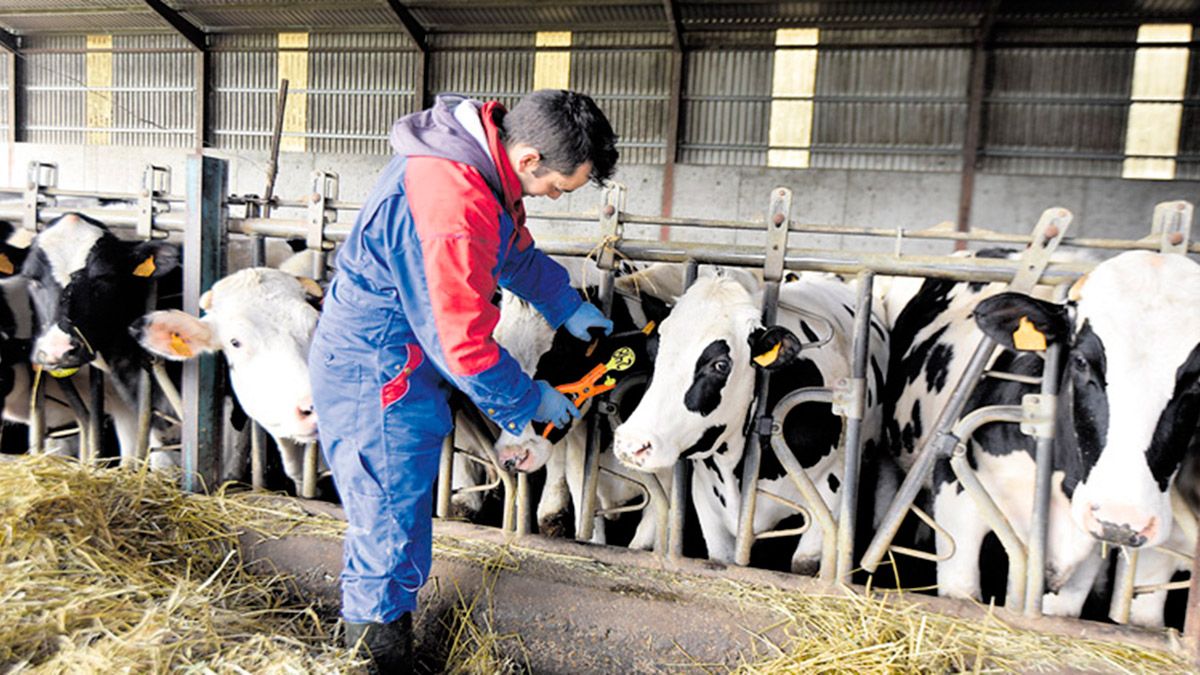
<box><xmin>481</xmin><ymin>101</ymin><xmax>526</xmax><ymax>229</ymax></box>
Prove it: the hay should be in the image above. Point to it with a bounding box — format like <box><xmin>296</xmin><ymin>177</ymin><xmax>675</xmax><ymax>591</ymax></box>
<box><xmin>0</xmin><ymin>454</ymin><xmax>362</xmax><ymax>674</ymax></box>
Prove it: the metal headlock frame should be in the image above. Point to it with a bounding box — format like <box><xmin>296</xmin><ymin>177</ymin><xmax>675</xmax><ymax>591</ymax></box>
<box><xmin>4</xmin><ymin>158</ymin><xmax>1199</xmax><ymax>631</ymax></box>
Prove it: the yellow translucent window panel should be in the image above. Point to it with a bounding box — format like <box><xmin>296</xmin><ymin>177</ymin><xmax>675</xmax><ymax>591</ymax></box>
<box><xmin>534</xmin><ymin>31</ymin><xmax>571</xmax><ymax>90</ymax></box>
<box><xmin>768</xmin><ymin>28</ymin><xmax>819</xmax><ymax>168</ymax></box>
<box><xmin>1123</xmin><ymin>25</ymin><xmax>1190</xmax><ymax>180</ymax></box>
<box><xmin>86</xmin><ymin>35</ymin><xmax>112</xmax><ymax>145</ymax></box>
<box><xmin>278</xmin><ymin>32</ymin><xmax>309</xmax><ymax>153</ymax></box>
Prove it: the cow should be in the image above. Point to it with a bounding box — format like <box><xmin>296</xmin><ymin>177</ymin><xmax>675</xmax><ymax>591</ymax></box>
<box><xmin>21</xmin><ymin>212</ymin><xmax>180</xmax><ymax>463</ymax></box>
<box><xmin>132</xmin><ymin>267</ymin><xmax>324</xmax><ymax>492</ymax></box>
<box><xmin>883</xmin><ymin>249</ymin><xmax>1200</xmax><ymax>626</ymax></box>
<box><xmin>612</xmin><ymin>271</ymin><xmax>891</xmax><ymax>573</ymax></box>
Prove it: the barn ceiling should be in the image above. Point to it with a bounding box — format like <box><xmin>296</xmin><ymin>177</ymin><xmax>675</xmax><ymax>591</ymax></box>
<box><xmin>0</xmin><ymin>0</ymin><xmax>1197</xmax><ymax>40</ymax></box>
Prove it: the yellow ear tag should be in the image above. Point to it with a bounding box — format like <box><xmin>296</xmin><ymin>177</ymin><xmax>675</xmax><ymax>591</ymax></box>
<box><xmin>0</xmin><ymin>254</ymin><xmax>13</xmax><ymax>275</ymax></box>
<box><xmin>169</xmin><ymin>332</ymin><xmax>193</xmax><ymax>358</ymax></box>
<box><xmin>753</xmin><ymin>342</ymin><xmax>782</xmax><ymax>367</ymax></box>
<box><xmin>133</xmin><ymin>256</ymin><xmax>156</xmax><ymax>278</ymax></box>
<box><xmin>641</xmin><ymin>320</ymin><xmax>656</xmax><ymax>335</ymax></box>
<box><xmin>1012</xmin><ymin>316</ymin><xmax>1047</xmax><ymax>352</ymax></box>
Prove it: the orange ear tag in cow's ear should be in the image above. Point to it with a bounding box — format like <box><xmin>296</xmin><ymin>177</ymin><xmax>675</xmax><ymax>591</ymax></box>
<box><xmin>0</xmin><ymin>254</ymin><xmax>12</xmax><ymax>275</ymax></box>
<box><xmin>133</xmin><ymin>256</ymin><xmax>156</xmax><ymax>278</ymax></box>
<box><xmin>753</xmin><ymin>342</ymin><xmax>783</xmax><ymax>367</ymax></box>
<box><xmin>169</xmin><ymin>331</ymin><xmax>193</xmax><ymax>358</ymax></box>
<box><xmin>1012</xmin><ymin>316</ymin><xmax>1047</xmax><ymax>352</ymax></box>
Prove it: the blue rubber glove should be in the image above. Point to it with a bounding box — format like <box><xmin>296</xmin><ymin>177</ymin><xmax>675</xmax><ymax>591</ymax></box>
<box><xmin>563</xmin><ymin>302</ymin><xmax>613</xmax><ymax>342</ymax></box>
<box><xmin>532</xmin><ymin>380</ymin><xmax>580</xmax><ymax>428</ymax></box>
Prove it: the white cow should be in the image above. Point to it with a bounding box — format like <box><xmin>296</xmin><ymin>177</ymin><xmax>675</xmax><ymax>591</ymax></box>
<box><xmin>133</xmin><ymin>267</ymin><xmax>323</xmax><ymax>491</ymax></box>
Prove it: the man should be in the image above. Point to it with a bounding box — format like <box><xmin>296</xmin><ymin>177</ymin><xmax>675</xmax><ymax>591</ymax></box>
<box><xmin>308</xmin><ymin>89</ymin><xmax>618</xmax><ymax>669</ymax></box>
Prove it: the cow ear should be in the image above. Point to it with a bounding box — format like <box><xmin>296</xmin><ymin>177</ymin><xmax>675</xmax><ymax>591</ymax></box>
<box><xmin>130</xmin><ymin>241</ymin><xmax>180</xmax><ymax>279</ymax></box>
<box><xmin>973</xmin><ymin>292</ymin><xmax>1070</xmax><ymax>353</ymax></box>
<box><xmin>748</xmin><ymin>325</ymin><xmax>801</xmax><ymax>371</ymax></box>
<box><xmin>132</xmin><ymin>310</ymin><xmax>219</xmax><ymax>360</ymax></box>
<box><xmin>639</xmin><ymin>292</ymin><xmax>671</xmax><ymax>328</ymax></box>
<box><xmin>296</xmin><ymin>276</ymin><xmax>324</xmax><ymax>300</ymax></box>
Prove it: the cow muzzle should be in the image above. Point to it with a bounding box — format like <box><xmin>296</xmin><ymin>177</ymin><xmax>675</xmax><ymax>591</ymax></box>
<box><xmin>495</xmin><ymin>435</ymin><xmax>552</xmax><ymax>474</ymax></box>
<box><xmin>1079</xmin><ymin>503</ymin><xmax>1159</xmax><ymax>548</ymax></box>
<box><xmin>33</xmin><ymin>326</ymin><xmax>90</xmax><ymax>371</ymax></box>
<box><xmin>612</xmin><ymin>429</ymin><xmax>662</xmax><ymax>470</ymax></box>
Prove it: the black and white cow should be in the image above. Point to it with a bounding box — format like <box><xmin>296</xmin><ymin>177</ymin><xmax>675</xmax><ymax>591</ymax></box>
<box><xmin>885</xmin><ymin>249</ymin><xmax>1200</xmax><ymax>625</ymax></box>
<box><xmin>613</xmin><ymin>272</ymin><xmax>891</xmax><ymax>572</ymax></box>
<box><xmin>132</xmin><ymin>267</ymin><xmax>324</xmax><ymax>491</ymax></box>
<box><xmin>22</xmin><ymin>212</ymin><xmax>180</xmax><ymax>462</ymax></box>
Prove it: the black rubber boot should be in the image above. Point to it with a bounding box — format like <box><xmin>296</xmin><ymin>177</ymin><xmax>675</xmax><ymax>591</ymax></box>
<box><xmin>344</xmin><ymin>613</ymin><xmax>414</xmax><ymax>674</ymax></box>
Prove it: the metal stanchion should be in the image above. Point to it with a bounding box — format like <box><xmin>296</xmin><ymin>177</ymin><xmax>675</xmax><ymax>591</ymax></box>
<box><xmin>834</xmin><ymin>270</ymin><xmax>874</xmax><ymax>584</ymax></box>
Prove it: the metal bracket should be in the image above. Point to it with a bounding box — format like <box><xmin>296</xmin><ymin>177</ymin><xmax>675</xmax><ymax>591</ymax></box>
<box><xmin>753</xmin><ymin>415</ymin><xmax>774</xmax><ymax>436</ymax></box>
<box><xmin>1019</xmin><ymin>393</ymin><xmax>1056</xmax><ymax>439</ymax></box>
<box><xmin>831</xmin><ymin>376</ymin><xmax>866</xmax><ymax>420</ymax></box>
<box><xmin>1010</xmin><ymin>207</ymin><xmax>1073</xmax><ymax>293</ymax></box>
<box><xmin>24</xmin><ymin>162</ymin><xmax>57</xmax><ymax>233</ymax></box>
<box><xmin>307</xmin><ymin>170</ymin><xmax>339</xmax><ymax>251</ymax></box>
<box><xmin>763</xmin><ymin>187</ymin><xmax>792</xmax><ymax>282</ymax></box>
<box><xmin>1150</xmin><ymin>200</ymin><xmax>1193</xmax><ymax>256</ymax></box>
<box><xmin>137</xmin><ymin>165</ymin><xmax>171</xmax><ymax>241</ymax></box>
<box><xmin>597</xmin><ymin>183</ymin><xmax>625</xmax><ymax>270</ymax></box>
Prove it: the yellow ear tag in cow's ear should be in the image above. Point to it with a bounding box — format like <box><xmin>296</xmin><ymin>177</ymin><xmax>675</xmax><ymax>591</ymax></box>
<box><xmin>0</xmin><ymin>254</ymin><xmax>13</xmax><ymax>275</ymax></box>
<box><xmin>133</xmin><ymin>256</ymin><xmax>156</xmax><ymax>278</ymax></box>
<box><xmin>753</xmin><ymin>342</ymin><xmax>783</xmax><ymax>367</ymax></box>
<box><xmin>641</xmin><ymin>320</ymin><xmax>656</xmax><ymax>336</ymax></box>
<box><xmin>169</xmin><ymin>331</ymin><xmax>193</xmax><ymax>358</ymax></box>
<box><xmin>1012</xmin><ymin>316</ymin><xmax>1047</xmax><ymax>352</ymax></box>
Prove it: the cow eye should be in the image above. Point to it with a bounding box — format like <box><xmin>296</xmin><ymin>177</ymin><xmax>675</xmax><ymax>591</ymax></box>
<box><xmin>1072</xmin><ymin>353</ymin><xmax>1089</xmax><ymax>370</ymax></box>
<box><xmin>712</xmin><ymin>359</ymin><xmax>731</xmax><ymax>374</ymax></box>
<box><xmin>229</xmin><ymin>338</ymin><xmax>242</xmax><ymax>349</ymax></box>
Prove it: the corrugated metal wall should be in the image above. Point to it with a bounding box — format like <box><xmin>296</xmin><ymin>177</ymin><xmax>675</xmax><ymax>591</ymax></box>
<box><xmin>307</xmin><ymin>33</ymin><xmax>418</xmax><ymax>155</ymax></box>
<box><xmin>111</xmin><ymin>34</ymin><xmax>193</xmax><ymax>148</ymax></box>
<box><xmin>430</xmin><ymin>33</ymin><xmax>534</xmax><ymax>111</ymax></box>
<box><xmin>571</xmin><ymin>32</ymin><xmax>672</xmax><ymax>164</ymax></box>
<box><xmin>680</xmin><ymin>50</ymin><xmax>773</xmax><ymax>166</ymax></box>
<box><xmin>23</xmin><ymin>35</ymin><xmax>88</xmax><ymax>145</ymax></box>
<box><xmin>211</xmin><ymin>34</ymin><xmax>277</xmax><ymax>152</ymax></box>
<box><xmin>812</xmin><ymin>46</ymin><xmax>969</xmax><ymax>171</ymax></box>
<box><xmin>983</xmin><ymin>45</ymin><xmax>1134</xmax><ymax>177</ymax></box>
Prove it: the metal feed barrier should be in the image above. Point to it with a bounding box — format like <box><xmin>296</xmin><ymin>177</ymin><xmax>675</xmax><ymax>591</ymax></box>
<box><xmin>4</xmin><ymin>155</ymin><xmax>1200</xmax><ymax>641</ymax></box>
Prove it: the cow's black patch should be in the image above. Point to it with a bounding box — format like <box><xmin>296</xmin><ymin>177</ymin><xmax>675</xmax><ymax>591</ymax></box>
<box><xmin>1069</xmin><ymin>322</ymin><xmax>1109</xmax><ymax>481</ymax></box>
<box><xmin>684</xmin><ymin>339</ymin><xmax>732</xmax><ymax>416</ymax></box>
<box><xmin>842</xmin><ymin>304</ymin><xmax>855</xmax><ymax>318</ymax></box>
<box><xmin>681</xmin><ymin>423</ymin><xmax>727</xmax><ymax>459</ymax></box>
<box><xmin>763</xmin><ymin>356</ymin><xmax>840</xmax><ymax>475</ymax></box>
<box><xmin>827</xmin><ymin>474</ymin><xmax>840</xmax><ymax>493</ymax></box>
<box><xmin>1145</xmin><ymin>341</ymin><xmax>1200</xmax><ymax>491</ymax></box>
<box><xmin>870</xmin><ymin>318</ymin><xmax>885</xmax><ymax>341</ymax></box>
<box><xmin>925</xmin><ymin>341</ymin><xmax>954</xmax><ymax>393</ymax></box>
<box><xmin>702</xmin><ymin>454</ymin><xmax>725</xmax><ymax>483</ymax></box>
<box><xmin>711</xmin><ymin>485</ymin><xmax>726</xmax><ymax>507</ymax></box>
<box><xmin>799</xmin><ymin>320</ymin><xmax>819</xmax><ymax>343</ymax></box>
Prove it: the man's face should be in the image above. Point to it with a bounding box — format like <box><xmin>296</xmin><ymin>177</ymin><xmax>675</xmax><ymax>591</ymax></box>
<box><xmin>510</xmin><ymin>144</ymin><xmax>593</xmax><ymax>200</ymax></box>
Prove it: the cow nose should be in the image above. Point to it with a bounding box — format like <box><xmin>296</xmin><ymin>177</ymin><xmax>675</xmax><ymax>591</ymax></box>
<box><xmin>1081</xmin><ymin>504</ymin><xmax>1157</xmax><ymax>547</ymax></box>
<box><xmin>296</xmin><ymin>395</ymin><xmax>318</xmax><ymax>430</ymax></box>
<box><xmin>612</xmin><ymin>431</ymin><xmax>654</xmax><ymax>469</ymax></box>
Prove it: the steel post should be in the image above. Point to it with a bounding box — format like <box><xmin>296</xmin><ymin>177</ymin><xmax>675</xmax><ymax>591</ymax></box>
<box><xmin>835</xmin><ymin>270</ymin><xmax>874</xmax><ymax>583</ymax></box>
<box><xmin>181</xmin><ymin>155</ymin><xmax>228</xmax><ymax>493</ymax></box>
<box><xmin>436</xmin><ymin>433</ymin><xmax>454</xmax><ymax>519</ymax></box>
<box><xmin>249</xmin><ymin>234</ymin><xmax>267</xmax><ymax>488</ymax></box>
<box><xmin>669</xmin><ymin>259</ymin><xmax>701</xmax><ymax>560</ymax></box>
<box><xmin>85</xmin><ymin>365</ymin><xmax>104</xmax><ymax>464</ymax></box>
<box><xmin>577</xmin><ymin>269</ymin><xmax>614</xmax><ymax>543</ymax></box>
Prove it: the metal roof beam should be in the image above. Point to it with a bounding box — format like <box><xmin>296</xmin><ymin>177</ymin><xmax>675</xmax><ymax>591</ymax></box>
<box><xmin>142</xmin><ymin>0</ymin><xmax>206</xmax><ymax>51</ymax></box>
<box><xmin>662</xmin><ymin>0</ymin><xmax>683</xmax><ymax>51</ymax></box>
<box><xmin>0</xmin><ymin>26</ymin><xmax>18</xmax><ymax>54</ymax></box>
<box><xmin>383</xmin><ymin>0</ymin><xmax>428</xmax><ymax>53</ymax></box>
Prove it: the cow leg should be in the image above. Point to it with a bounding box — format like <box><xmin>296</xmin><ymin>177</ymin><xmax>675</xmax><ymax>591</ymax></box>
<box><xmin>933</xmin><ymin>479</ymin><xmax>990</xmax><ymax>601</ymax></box>
<box><xmin>692</xmin><ymin>468</ymin><xmax>735</xmax><ymax>563</ymax></box>
<box><xmin>536</xmin><ymin>442</ymin><xmax>572</xmax><ymax>537</ymax></box>
<box><xmin>1127</xmin><ymin>523</ymin><xmax>1192</xmax><ymax>627</ymax></box>
<box><xmin>449</xmin><ymin>411</ymin><xmax>491</xmax><ymax>519</ymax></box>
<box><xmin>625</xmin><ymin>467</ymin><xmax>670</xmax><ymax>552</ymax></box>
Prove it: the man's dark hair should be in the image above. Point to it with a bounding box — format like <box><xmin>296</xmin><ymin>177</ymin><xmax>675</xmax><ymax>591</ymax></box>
<box><xmin>502</xmin><ymin>89</ymin><xmax>618</xmax><ymax>186</ymax></box>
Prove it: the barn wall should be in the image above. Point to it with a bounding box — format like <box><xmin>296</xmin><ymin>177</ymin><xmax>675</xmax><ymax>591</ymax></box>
<box><xmin>2</xmin><ymin>142</ymin><xmax>1191</xmax><ymax>257</ymax></box>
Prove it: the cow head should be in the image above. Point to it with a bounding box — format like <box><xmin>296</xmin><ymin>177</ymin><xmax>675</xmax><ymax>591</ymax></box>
<box><xmin>132</xmin><ymin>268</ymin><xmax>321</xmax><ymax>443</ymax></box>
<box><xmin>974</xmin><ymin>251</ymin><xmax>1200</xmax><ymax>549</ymax></box>
<box><xmin>23</xmin><ymin>213</ymin><xmax>178</xmax><ymax>375</ymax></box>
<box><xmin>613</xmin><ymin>276</ymin><xmax>801</xmax><ymax>471</ymax></box>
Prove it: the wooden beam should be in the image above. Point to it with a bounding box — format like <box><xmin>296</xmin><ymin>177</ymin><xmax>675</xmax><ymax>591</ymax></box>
<box><xmin>193</xmin><ymin>50</ymin><xmax>212</xmax><ymax>151</ymax></box>
<box><xmin>383</xmin><ymin>0</ymin><xmax>428</xmax><ymax>53</ymax></box>
<box><xmin>954</xmin><ymin>5</ymin><xmax>997</xmax><ymax>249</ymax></box>
<box><xmin>0</xmin><ymin>27</ymin><xmax>18</xmax><ymax>54</ymax></box>
<box><xmin>662</xmin><ymin>0</ymin><xmax>683</xmax><ymax>51</ymax></box>
<box><xmin>142</xmin><ymin>0</ymin><xmax>206</xmax><ymax>52</ymax></box>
